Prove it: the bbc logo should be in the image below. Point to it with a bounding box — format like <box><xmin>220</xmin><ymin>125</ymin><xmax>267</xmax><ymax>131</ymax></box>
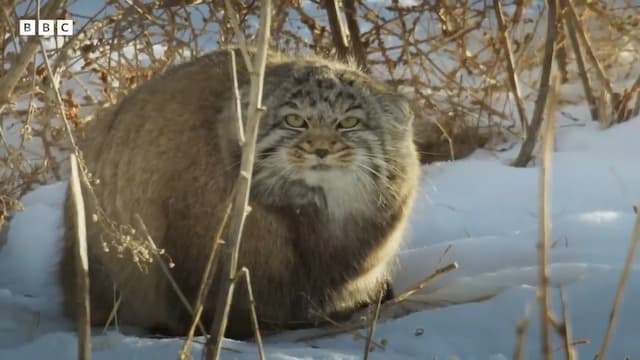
<box><xmin>19</xmin><ymin>19</ymin><xmax>74</xmax><ymax>36</ymax></box>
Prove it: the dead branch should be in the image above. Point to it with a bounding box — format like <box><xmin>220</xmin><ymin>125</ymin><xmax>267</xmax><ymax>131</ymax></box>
<box><xmin>512</xmin><ymin>1</ymin><xmax>558</xmax><ymax>167</ymax></box>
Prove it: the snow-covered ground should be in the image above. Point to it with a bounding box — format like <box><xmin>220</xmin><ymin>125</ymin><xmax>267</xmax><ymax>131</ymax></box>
<box><xmin>1</xmin><ymin>111</ymin><xmax>639</xmax><ymax>359</ymax></box>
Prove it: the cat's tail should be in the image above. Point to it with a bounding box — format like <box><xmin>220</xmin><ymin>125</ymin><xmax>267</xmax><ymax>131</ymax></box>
<box><xmin>0</xmin><ymin>182</ymin><xmax>67</xmax><ymax>306</ymax></box>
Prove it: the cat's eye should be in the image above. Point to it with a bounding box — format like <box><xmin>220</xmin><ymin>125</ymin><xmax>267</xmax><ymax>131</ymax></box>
<box><xmin>337</xmin><ymin>117</ymin><xmax>360</xmax><ymax>130</ymax></box>
<box><xmin>284</xmin><ymin>114</ymin><xmax>307</xmax><ymax>128</ymax></box>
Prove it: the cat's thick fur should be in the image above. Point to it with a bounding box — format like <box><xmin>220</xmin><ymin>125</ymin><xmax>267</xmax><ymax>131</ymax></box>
<box><xmin>60</xmin><ymin>49</ymin><xmax>421</xmax><ymax>339</ymax></box>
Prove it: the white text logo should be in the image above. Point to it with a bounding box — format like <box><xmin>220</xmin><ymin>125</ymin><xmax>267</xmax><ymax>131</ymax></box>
<box><xmin>19</xmin><ymin>19</ymin><xmax>73</xmax><ymax>36</ymax></box>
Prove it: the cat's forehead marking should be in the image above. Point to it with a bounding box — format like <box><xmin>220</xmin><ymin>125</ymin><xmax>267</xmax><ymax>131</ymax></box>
<box><xmin>283</xmin><ymin>69</ymin><xmax>365</xmax><ymax>114</ymax></box>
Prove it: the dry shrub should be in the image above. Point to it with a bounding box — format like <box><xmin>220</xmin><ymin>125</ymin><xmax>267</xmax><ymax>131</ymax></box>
<box><xmin>1</xmin><ymin>0</ymin><xmax>639</xmax><ymax>224</ymax></box>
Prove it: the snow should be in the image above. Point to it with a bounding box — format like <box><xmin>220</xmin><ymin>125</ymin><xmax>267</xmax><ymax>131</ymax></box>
<box><xmin>1</xmin><ymin>114</ymin><xmax>640</xmax><ymax>359</ymax></box>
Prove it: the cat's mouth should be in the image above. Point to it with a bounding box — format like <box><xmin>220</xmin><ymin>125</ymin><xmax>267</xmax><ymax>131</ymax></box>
<box><xmin>309</xmin><ymin>164</ymin><xmax>331</xmax><ymax>171</ymax></box>
<box><xmin>305</xmin><ymin>154</ymin><xmax>351</xmax><ymax>171</ymax></box>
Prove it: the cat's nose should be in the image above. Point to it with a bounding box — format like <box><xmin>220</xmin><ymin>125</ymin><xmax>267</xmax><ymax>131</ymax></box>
<box><xmin>314</xmin><ymin>149</ymin><xmax>329</xmax><ymax>158</ymax></box>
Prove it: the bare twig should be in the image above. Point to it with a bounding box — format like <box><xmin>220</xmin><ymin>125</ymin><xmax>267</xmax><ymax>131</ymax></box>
<box><xmin>50</xmin><ymin>0</ymin><xmax>206</xmax><ymax>78</ymax></box>
<box><xmin>363</xmin><ymin>289</ymin><xmax>385</xmax><ymax>360</ymax></box>
<box><xmin>343</xmin><ymin>0</ymin><xmax>367</xmax><ymax>70</ymax></box>
<box><xmin>560</xmin><ymin>0</ymin><xmax>598</xmax><ymax>122</ymax></box>
<box><xmin>513</xmin><ymin>306</ymin><xmax>531</xmax><ymax>360</ymax></box>
<box><xmin>296</xmin><ymin>262</ymin><xmax>459</xmax><ymax>343</ymax></box>
<box><xmin>597</xmin><ymin>88</ymin><xmax>614</xmax><ymax>129</ymax></box>
<box><xmin>178</xmin><ymin>199</ymin><xmax>232</xmax><ymax>360</ymax></box>
<box><xmin>236</xmin><ymin>267</ymin><xmax>266</xmax><ymax>360</ymax></box>
<box><xmin>69</xmin><ymin>154</ymin><xmax>92</xmax><ymax>360</ymax></box>
<box><xmin>37</xmin><ymin>39</ymin><xmax>81</xmax><ymax>155</ymax></box>
<box><xmin>229</xmin><ymin>50</ymin><xmax>245</xmax><ymax>145</ymax></box>
<box><xmin>385</xmin><ymin>262</ymin><xmax>459</xmax><ymax>307</ymax></box>
<box><xmin>596</xmin><ymin>205</ymin><xmax>640</xmax><ymax>359</ymax></box>
<box><xmin>296</xmin><ymin>305</ymin><xmax>385</xmax><ymax>350</ymax></box>
<box><xmin>513</xmin><ymin>0</ymin><xmax>558</xmax><ymax>167</ymax></box>
<box><xmin>206</xmin><ymin>0</ymin><xmax>272</xmax><ymax>358</ymax></box>
<box><xmin>0</xmin><ymin>0</ymin><xmax>63</xmax><ymax>112</ymax></box>
<box><xmin>633</xmin><ymin>75</ymin><xmax>640</xmax><ymax>118</ymax></box>
<box><xmin>325</xmin><ymin>0</ymin><xmax>350</xmax><ymax>61</ymax></box>
<box><xmin>558</xmin><ymin>288</ymin><xmax>576</xmax><ymax>360</ymax></box>
<box><xmin>494</xmin><ymin>0</ymin><xmax>529</xmax><ymax>138</ymax></box>
<box><xmin>101</xmin><ymin>293</ymin><xmax>122</xmax><ymax>334</ymax></box>
<box><xmin>563</xmin><ymin>0</ymin><xmax>613</xmax><ymax>95</ymax></box>
<box><xmin>432</xmin><ymin>119</ymin><xmax>455</xmax><ymax>161</ymax></box>
<box><xmin>554</xmin><ymin>3</ymin><xmax>570</xmax><ymax>84</ymax></box>
<box><xmin>223</xmin><ymin>0</ymin><xmax>253</xmax><ymax>73</ymax></box>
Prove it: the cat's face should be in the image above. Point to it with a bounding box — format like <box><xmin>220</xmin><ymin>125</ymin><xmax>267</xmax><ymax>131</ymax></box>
<box><xmin>250</xmin><ymin>63</ymin><xmax>416</xmax><ymax>217</ymax></box>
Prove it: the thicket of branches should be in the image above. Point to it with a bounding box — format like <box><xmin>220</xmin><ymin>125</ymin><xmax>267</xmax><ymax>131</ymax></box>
<box><xmin>1</xmin><ymin>0</ymin><xmax>639</xmax><ymax>226</ymax></box>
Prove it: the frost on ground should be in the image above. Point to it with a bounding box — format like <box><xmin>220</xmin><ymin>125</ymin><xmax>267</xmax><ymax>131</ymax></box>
<box><xmin>0</xmin><ymin>114</ymin><xmax>639</xmax><ymax>359</ymax></box>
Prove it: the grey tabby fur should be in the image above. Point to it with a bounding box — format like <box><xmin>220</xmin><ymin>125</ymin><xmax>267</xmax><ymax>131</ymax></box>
<box><xmin>60</xmin><ymin>49</ymin><xmax>421</xmax><ymax>339</ymax></box>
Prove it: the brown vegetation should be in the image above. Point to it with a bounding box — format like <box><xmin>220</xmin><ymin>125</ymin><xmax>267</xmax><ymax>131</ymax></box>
<box><xmin>1</xmin><ymin>1</ymin><xmax>639</xmax><ymax>218</ymax></box>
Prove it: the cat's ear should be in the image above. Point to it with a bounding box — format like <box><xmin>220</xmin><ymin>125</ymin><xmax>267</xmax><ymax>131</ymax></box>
<box><xmin>376</xmin><ymin>94</ymin><xmax>413</xmax><ymax>125</ymax></box>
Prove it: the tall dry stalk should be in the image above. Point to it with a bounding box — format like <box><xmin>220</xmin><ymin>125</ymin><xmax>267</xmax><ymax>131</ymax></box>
<box><xmin>596</xmin><ymin>205</ymin><xmax>640</xmax><ymax>359</ymax></box>
<box><xmin>68</xmin><ymin>154</ymin><xmax>91</xmax><ymax>360</ymax></box>
<box><xmin>537</xmin><ymin>105</ymin><xmax>553</xmax><ymax>360</ymax></box>
<box><xmin>205</xmin><ymin>0</ymin><xmax>272</xmax><ymax>359</ymax></box>
<box><xmin>536</xmin><ymin>74</ymin><xmax>560</xmax><ymax>360</ymax></box>
<box><xmin>36</xmin><ymin>21</ymin><xmax>92</xmax><ymax>360</ymax></box>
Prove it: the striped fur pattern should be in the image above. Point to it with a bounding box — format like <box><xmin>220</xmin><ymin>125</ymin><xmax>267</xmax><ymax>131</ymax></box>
<box><xmin>252</xmin><ymin>64</ymin><xmax>415</xmax><ymax>222</ymax></box>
